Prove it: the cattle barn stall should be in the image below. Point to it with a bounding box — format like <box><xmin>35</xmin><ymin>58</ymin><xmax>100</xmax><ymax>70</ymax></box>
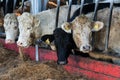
<box><xmin>0</xmin><ymin>0</ymin><xmax>120</xmax><ymax>80</ymax></box>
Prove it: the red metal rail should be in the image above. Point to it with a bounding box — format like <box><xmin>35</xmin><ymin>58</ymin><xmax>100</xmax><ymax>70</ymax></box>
<box><xmin>0</xmin><ymin>38</ymin><xmax>120</xmax><ymax>80</ymax></box>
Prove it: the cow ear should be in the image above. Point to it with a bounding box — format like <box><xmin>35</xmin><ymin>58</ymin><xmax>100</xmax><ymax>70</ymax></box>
<box><xmin>91</xmin><ymin>21</ymin><xmax>104</xmax><ymax>32</ymax></box>
<box><xmin>33</xmin><ymin>17</ymin><xmax>40</xmax><ymax>27</ymax></box>
<box><xmin>61</xmin><ymin>22</ymin><xmax>72</xmax><ymax>33</ymax></box>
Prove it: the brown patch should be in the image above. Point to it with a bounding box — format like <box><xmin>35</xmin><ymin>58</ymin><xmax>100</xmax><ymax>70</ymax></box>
<box><xmin>0</xmin><ymin>19</ymin><xmax>3</xmax><ymax>26</ymax></box>
<box><xmin>73</xmin><ymin>15</ymin><xmax>89</xmax><ymax>24</ymax></box>
<box><xmin>30</xmin><ymin>33</ymin><xmax>36</xmax><ymax>43</ymax></box>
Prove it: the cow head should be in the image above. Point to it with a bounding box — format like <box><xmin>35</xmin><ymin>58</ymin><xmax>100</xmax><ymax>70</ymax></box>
<box><xmin>17</xmin><ymin>12</ymin><xmax>40</xmax><ymax>47</ymax></box>
<box><xmin>61</xmin><ymin>15</ymin><xmax>104</xmax><ymax>53</ymax></box>
<box><xmin>4</xmin><ymin>13</ymin><xmax>18</xmax><ymax>44</ymax></box>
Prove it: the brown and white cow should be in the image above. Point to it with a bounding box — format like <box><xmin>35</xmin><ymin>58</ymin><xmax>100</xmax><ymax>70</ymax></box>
<box><xmin>17</xmin><ymin>5</ymin><xmax>80</xmax><ymax>47</ymax></box>
<box><xmin>61</xmin><ymin>15</ymin><xmax>104</xmax><ymax>53</ymax></box>
<box><xmin>61</xmin><ymin>7</ymin><xmax>120</xmax><ymax>54</ymax></box>
<box><xmin>3</xmin><ymin>13</ymin><xmax>18</xmax><ymax>44</ymax></box>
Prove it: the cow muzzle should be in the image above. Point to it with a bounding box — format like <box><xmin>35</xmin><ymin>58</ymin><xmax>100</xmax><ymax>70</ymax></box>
<box><xmin>5</xmin><ymin>39</ymin><xmax>15</xmax><ymax>44</ymax></box>
<box><xmin>17</xmin><ymin>41</ymin><xmax>29</xmax><ymax>48</ymax></box>
<box><xmin>80</xmin><ymin>44</ymin><xmax>92</xmax><ymax>53</ymax></box>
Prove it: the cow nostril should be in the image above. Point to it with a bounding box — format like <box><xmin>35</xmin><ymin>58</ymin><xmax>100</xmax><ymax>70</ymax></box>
<box><xmin>20</xmin><ymin>42</ymin><xmax>22</xmax><ymax>45</ymax></box>
<box><xmin>83</xmin><ymin>45</ymin><xmax>90</xmax><ymax>51</ymax></box>
<box><xmin>17</xmin><ymin>42</ymin><xmax>23</xmax><ymax>45</ymax></box>
<box><xmin>83</xmin><ymin>46</ymin><xmax>86</xmax><ymax>50</ymax></box>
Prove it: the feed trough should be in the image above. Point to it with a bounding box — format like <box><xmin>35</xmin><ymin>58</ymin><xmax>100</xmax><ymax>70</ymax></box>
<box><xmin>0</xmin><ymin>0</ymin><xmax>120</xmax><ymax>80</ymax></box>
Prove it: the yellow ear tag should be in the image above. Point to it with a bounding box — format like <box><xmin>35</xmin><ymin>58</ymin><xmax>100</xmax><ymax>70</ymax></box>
<box><xmin>64</xmin><ymin>25</ymin><xmax>70</xmax><ymax>30</ymax></box>
<box><xmin>45</xmin><ymin>38</ymin><xmax>50</xmax><ymax>45</ymax></box>
<box><xmin>94</xmin><ymin>23</ymin><xmax>99</xmax><ymax>30</ymax></box>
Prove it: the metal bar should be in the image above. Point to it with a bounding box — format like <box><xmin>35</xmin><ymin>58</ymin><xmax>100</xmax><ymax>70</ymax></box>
<box><xmin>13</xmin><ymin>0</ymin><xmax>17</xmax><ymax>10</ymax></box>
<box><xmin>104</xmin><ymin>0</ymin><xmax>114</xmax><ymax>52</ymax></box>
<box><xmin>80</xmin><ymin>0</ymin><xmax>85</xmax><ymax>15</ymax></box>
<box><xmin>92</xmin><ymin>0</ymin><xmax>99</xmax><ymax>48</ymax></box>
<box><xmin>5</xmin><ymin>0</ymin><xmax>8</xmax><ymax>14</ymax></box>
<box><xmin>35</xmin><ymin>44</ymin><xmax>39</xmax><ymax>61</ymax></box>
<box><xmin>31</xmin><ymin>0</ymin><xmax>41</xmax><ymax>14</ymax></box>
<box><xmin>42</xmin><ymin>0</ymin><xmax>48</xmax><ymax>10</ymax></box>
<box><xmin>67</xmin><ymin>0</ymin><xmax>72</xmax><ymax>22</ymax></box>
<box><xmin>93</xmin><ymin>0</ymin><xmax>99</xmax><ymax>21</ymax></box>
<box><xmin>35</xmin><ymin>39</ymin><xmax>43</xmax><ymax>62</ymax></box>
<box><xmin>21</xmin><ymin>0</ymin><xmax>24</xmax><ymax>13</ymax></box>
<box><xmin>55</xmin><ymin>0</ymin><xmax>60</xmax><ymax>28</ymax></box>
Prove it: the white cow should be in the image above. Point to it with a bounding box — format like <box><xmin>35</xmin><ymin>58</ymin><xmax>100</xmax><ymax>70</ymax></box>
<box><xmin>3</xmin><ymin>0</ymin><xmax>31</xmax><ymax>44</ymax></box>
<box><xmin>3</xmin><ymin>13</ymin><xmax>18</xmax><ymax>43</ymax></box>
<box><xmin>17</xmin><ymin>5</ymin><xmax>80</xmax><ymax>47</ymax></box>
<box><xmin>62</xmin><ymin>7</ymin><xmax>120</xmax><ymax>54</ymax></box>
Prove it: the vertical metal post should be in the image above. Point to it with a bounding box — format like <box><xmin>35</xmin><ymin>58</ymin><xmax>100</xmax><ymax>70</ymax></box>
<box><xmin>55</xmin><ymin>0</ymin><xmax>60</xmax><ymax>28</ymax></box>
<box><xmin>31</xmin><ymin>0</ymin><xmax>34</xmax><ymax>13</ymax></box>
<box><xmin>35</xmin><ymin>0</ymin><xmax>38</xmax><ymax>13</ymax></box>
<box><xmin>31</xmin><ymin>0</ymin><xmax>41</xmax><ymax>14</ymax></box>
<box><xmin>105</xmin><ymin>0</ymin><xmax>113</xmax><ymax>52</ymax></box>
<box><xmin>5</xmin><ymin>0</ymin><xmax>8</xmax><ymax>14</ymax></box>
<box><xmin>80</xmin><ymin>0</ymin><xmax>85</xmax><ymax>15</ymax></box>
<box><xmin>21</xmin><ymin>0</ymin><xmax>25</xmax><ymax>13</ymax></box>
<box><xmin>13</xmin><ymin>0</ymin><xmax>16</xmax><ymax>10</ymax></box>
<box><xmin>67</xmin><ymin>0</ymin><xmax>72</xmax><ymax>22</ymax></box>
<box><xmin>35</xmin><ymin>43</ymin><xmax>39</xmax><ymax>61</ymax></box>
<box><xmin>92</xmin><ymin>0</ymin><xmax>99</xmax><ymax>48</ymax></box>
<box><xmin>93</xmin><ymin>0</ymin><xmax>99</xmax><ymax>21</ymax></box>
<box><xmin>42</xmin><ymin>0</ymin><xmax>48</xmax><ymax>11</ymax></box>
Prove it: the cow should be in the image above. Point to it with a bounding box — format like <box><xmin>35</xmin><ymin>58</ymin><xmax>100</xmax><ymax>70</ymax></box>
<box><xmin>5</xmin><ymin>3</ymin><xmax>110</xmax><ymax>45</ymax></box>
<box><xmin>3</xmin><ymin>1</ymin><xmax>31</xmax><ymax>44</ymax></box>
<box><xmin>55</xmin><ymin>7</ymin><xmax>120</xmax><ymax>64</ymax></box>
<box><xmin>54</xmin><ymin>15</ymin><xmax>104</xmax><ymax>64</ymax></box>
<box><xmin>3</xmin><ymin>13</ymin><xmax>18</xmax><ymax>44</ymax></box>
<box><xmin>17</xmin><ymin>5</ymin><xmax>80</xmax><ymax>47</ymax></box>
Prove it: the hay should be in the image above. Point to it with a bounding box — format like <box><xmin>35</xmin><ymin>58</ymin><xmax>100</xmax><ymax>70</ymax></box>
<box><xmin>0</xmin><ymin>46</ymin><xmax>86</xmax><ymax>80</ymax></box>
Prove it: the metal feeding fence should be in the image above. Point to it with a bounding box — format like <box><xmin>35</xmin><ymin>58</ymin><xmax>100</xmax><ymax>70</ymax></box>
<box><xmin>29</xmin><ymin>0</ymin><xmax>120</xmax><ymax>61</ymax></box>
<box><xmin>1</xmin><ymin>0</ymin><xmax>120</xmax><ymax>79</ymax></box>
<box><xmin>1</xmin><ymin>0</ymin><xmax>120</xmax><ymax>61</ymax></box>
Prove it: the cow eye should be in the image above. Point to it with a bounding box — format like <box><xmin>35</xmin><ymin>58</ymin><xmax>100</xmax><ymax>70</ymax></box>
<box><xmin>14</xmin><ymin>26</ymin><xmax>18</xmax><ymax>30</ymax></box>
<box><xmin>27</xmin><ymin>27</ymin><xmax>31</xmax><ymax>30</ymax></box>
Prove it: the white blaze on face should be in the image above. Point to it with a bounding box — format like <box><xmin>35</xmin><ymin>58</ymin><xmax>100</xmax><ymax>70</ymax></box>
<box><xmin>72</xmin><ymin>22</ymin><xmax>92</xmax><ymax>53</ymax></box>
<box><xmin>4</xmin><ymin>13</ymin><xmax>18</xmax><ymax>44</ymax></box>
<box><xmin>17</xmin><ymin>12</ymin><xmax>34</xmax><ymax>47</ymax></box>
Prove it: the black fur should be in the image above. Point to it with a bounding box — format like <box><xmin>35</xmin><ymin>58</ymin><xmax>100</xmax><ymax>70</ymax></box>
<box><xmin>53</xmin><ymin>28</ymin><xmax>76</xmax><ymax>65</ymax></box>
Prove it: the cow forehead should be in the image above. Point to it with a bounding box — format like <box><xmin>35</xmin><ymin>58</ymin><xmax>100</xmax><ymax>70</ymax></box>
<box><xmin>18</xmin><ymin>13</ymin><xmax>33</xmax><ymax>24</ymax></box>
<box><xmin>4</xmin><ymin>14</ymin><xmax>17</xmax><ymax>22</ymax></box>
<box><xmin>72</xmin><ymin>15</ymin><xmax>92</xmax><ymax>29</ymax></box>
<box><xmin>73</xmin><ymin>15</ymin><xmax>91</xmax><ymax>24</ymax></box>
